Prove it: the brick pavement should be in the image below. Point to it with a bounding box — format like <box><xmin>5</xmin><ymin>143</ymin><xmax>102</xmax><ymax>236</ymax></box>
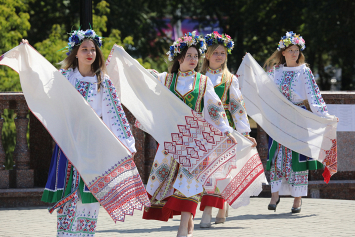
<box><xmin>1</xmin><ymin>198</ymin><xmax>354</xmax><ymax>237</ymax></box>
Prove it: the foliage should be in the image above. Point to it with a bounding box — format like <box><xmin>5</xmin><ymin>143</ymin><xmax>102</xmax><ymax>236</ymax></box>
<box><xmin>34</xmin><ymin>24</ymin><xmax>68</xmax><ymax>68</ymax></box>
<box><xmin>0</xmin><ymin>0</ymin><xmax>31</xmax><ymax>170</ymax></box>
<box><xmin>0</xmin><ymin>0</ymin><xmax>31</xmax><ymax>92</ymax></box>
<box><xmin>104</xmin><ymin>0</ymin><xmax>171</xmax><ymax>58</ymax></box>
<box><xmin>0</xmin><ymin>0</ymin><xmax>31</xmax><ymax>53</ymax></box>
<box><xmin>175</xmin><ymin>0</ymin><xmax>355</xmax><ymax>89</ymax></box>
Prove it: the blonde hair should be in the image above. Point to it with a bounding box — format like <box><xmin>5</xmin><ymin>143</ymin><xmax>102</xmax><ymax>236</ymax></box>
<box><xmin>60</xmin><ymin>39</ymin><xmax>107</xmax><ymax>90</ymax></box>
<box><xmin>264</xmin><ymin>45</ymin><xmax>306</xmax><ymax>70</ymax></box>
<box><xmin>200</xmin><ymin>44</ymin><xmax>232</xmax><ymax>81</ymax></box>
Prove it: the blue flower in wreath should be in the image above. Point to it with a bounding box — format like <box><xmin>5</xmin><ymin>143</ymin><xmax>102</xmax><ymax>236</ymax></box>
<box><xmin>94</xmin><ymin>35</ymin><xmax>102</xmax><ymax>47</ymax></box>
<box><xmin>204</xmin><ymin>32</ymin><xmax>235</xmax><ymax>54</ymax></box>
<box><xmin>180</xmin><ymin>42</ymin><xmax>187</xmax><ymax>48</ymax></box>
<box><xmin>85</xmin><ymin>30</ymin><xmax>94</xmax><ymax>36</ymax></box>
<box><xmin>205</xmin><ymin>37</ymin><xmax>213</xmax><ymax>46</ymax></box>
<box><xmin>166</xmin><ymin>31</ymin><xmax>206</xmax><ymax>61</ymax></box>
<box><xmin>70</xmin><ymin>35</ymin><xmax>80</xmax><ymax>45</ymax></box>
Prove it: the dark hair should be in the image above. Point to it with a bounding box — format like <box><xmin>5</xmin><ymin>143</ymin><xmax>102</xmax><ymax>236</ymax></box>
<box><xmin>61</xmin><ymin>39</ymin><xmax>106</xmax><ymax>90</ymax></box>
<box><xmin>168</xmin><ymin>45</ymin><xmax>201</xmax><ymax>73</ymax></box>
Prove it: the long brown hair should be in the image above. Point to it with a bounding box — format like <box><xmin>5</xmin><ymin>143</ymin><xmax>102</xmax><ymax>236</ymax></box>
<box><xmin>60</xmin><ymin>39</ymin><xmax>106</xmax><ymax>90</ymax></box>
<box><xmin>200</xmin><ymin>44</ymin><xmax>232</xmax><ymax>81</ymax></box>
<box><xmin>168</xmin><ymin>45</ymin><xmax>201</xmax><ymax>73</ymax></box>
<box><xmin>264</xmin><ymin>45</ymin><xmax>306</xmax><ymax>70</ymax></box>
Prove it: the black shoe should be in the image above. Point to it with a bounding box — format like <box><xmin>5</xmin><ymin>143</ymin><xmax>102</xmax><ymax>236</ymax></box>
<box><xmin>291</xmin><ymin>199</ymin><xmax>302</xmax><ymax>213</ymax></box>
<box><xmin>268</xmin><ymin>197</ymin><xmax>280</xmax><ymax>212</ymax></box>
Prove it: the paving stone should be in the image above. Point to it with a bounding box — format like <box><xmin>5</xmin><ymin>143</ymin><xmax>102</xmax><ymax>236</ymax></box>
<box><xmin>0</xmin><ymin>198</ymin><xmax>354</xmax><ymax>237</ymax></box>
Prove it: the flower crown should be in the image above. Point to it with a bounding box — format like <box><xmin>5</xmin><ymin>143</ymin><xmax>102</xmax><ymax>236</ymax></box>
<box><xmin>166</xmin><ymin>31</ymin><xmax>206</xmax><ymax>61</ymax></box>
<box><xmin>205</xmin><ymin>31</ymin><xmax>234</xmax><ymax>54</ymax></box>
<box><xmin>277</xmin><ymin>31</ymin><xmax>306</xmax><ymax>51</ymax></box>
<box><xmin>66</xmin><ymin>29</ymin><xmax>103</xmax><ymax>55</ymax></box>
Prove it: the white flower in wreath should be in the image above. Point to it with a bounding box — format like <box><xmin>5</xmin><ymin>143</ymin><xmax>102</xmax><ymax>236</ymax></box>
<box><xmin>279</xmin><ymin>41</ymin><xmax>285</xmax><ymax>49</ymax></box>
<box><xmin>77</xmin><ymin>30</ymin><xmax>85</xmax><ymax>40</ymax></box>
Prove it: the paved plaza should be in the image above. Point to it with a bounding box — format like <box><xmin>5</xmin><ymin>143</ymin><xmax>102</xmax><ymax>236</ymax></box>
<box><xmin>1</xmin><ymin>197</ymin><xmax>354</xmax><ymax>236</ymax></box>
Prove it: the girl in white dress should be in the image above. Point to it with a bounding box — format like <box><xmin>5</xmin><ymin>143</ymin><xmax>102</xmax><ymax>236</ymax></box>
<box><xmin>265</xmin><ymin>31</ymin><xmax>329</xmax><ymax>213</ymax></box>
<box><xmin>199</xmin><ymin>31</ymin><xmax>256</xmax><ymax>227</ymax></box>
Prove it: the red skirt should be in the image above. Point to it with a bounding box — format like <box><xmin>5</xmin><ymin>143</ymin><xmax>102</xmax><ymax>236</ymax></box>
<box><xmin>143</xmin><ymin>191</ymin><xmax>200</xmax><ymax>222</ymax></box>
<box><xmin>200</xmin><ymin>194</ymin><xmax>225</xmax><ymax>211</ymax></box>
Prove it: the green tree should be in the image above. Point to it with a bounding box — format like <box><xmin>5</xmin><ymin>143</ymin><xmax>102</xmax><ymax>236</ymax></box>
<box><xmin>104</xmin><ymin>0</ymin><xmax>171</xmax><ymax>58</ymax></box>
<box><xmin>0</xmin><ymin>0</ymin><xmax>31</xmax><ymax>91</ymax></box>
<box><xmin>34</xmin><ymin>24</ymin><xmax>68</xmax><ymax>67</ymax></box>
<box><xmin>27</xmin><ymin>0</ymin><xmax>79</xmax><ymax>44</ymax></box>
<box><xmin>0</xmin><ymin>0</ymin><xmax>31</xmax><ymax>170</ymax></box>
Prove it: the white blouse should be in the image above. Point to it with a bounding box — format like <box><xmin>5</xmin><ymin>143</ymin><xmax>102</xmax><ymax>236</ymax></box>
<box><xmin>60</xmin><ymin>68</ymin><xmax>136</xmax><ymax>153</ymax></box>
<box><xmin>268</xmin><ymin>64</ymin><xmax>329</xmax><ymax>117</ymax></box>
<box><xmin>206</xmin><ymin>68</ymin><xmax>251</xmax><ymax>136</ymax></box>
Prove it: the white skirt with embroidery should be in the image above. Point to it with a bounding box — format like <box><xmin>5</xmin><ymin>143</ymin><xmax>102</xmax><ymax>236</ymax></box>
<box><xmin>269</xmin><ymin>145</ymin><xmax>308</xmax><ymax>197</ymax></box>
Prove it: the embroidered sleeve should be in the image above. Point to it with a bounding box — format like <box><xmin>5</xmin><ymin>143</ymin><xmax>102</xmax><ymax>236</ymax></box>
<box><xmin>229</xmin><ymin>75</ymin><xmax>251</xmax><ymax>135</ymax></box>
<box><xmin>101</xmin><ymin>75</ymin><xmax>136</xmax><ymax>153</ymax></box>
<box><xmin>302</xmin><ymin>67</ymin><xmax>329</xmax><ymax>117</ymax></box>
<box><xmin>203</xmin><ymin>78</ymin><xmax>233</xmax><ymax>134</ymax></box>
<box><xmin>59</xmin><ymin>68</ymin><xmax>73</xmax><ymax>80</ymax></box>
<box><xmin>146</xmin><ymin>69</ymin><xmax>167</xmax><ymax>85</ymax></box>
<box><xmin>157</xmin><ymin>72</ymin><xmax>168</xmax><ymax>84</ymax></box>
<box><xmin>147</xmin><ymin>69</ymin><xmax>159</xmax><ymax>79</ymax></box>
<box><xmin>267</xmin><ymin>67</ymin><xmax>275</xmax><ymax>78</ymax></box>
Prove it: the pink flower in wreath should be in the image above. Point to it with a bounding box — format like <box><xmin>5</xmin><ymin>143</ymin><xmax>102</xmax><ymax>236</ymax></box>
<box><xmin>185</xmin><ymin>36</ymin><xmax>192</xmax><ymax>42</ymax></box>
<box><xmin>213</xmin><ymin>31</ymin><xmax>221</xmax><ymax>38</ymax></box>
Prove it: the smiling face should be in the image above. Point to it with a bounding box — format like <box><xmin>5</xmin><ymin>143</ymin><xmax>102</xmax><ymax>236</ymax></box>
<box><xmin>178</xmin><ymin>47</ymin><xmax>199</xmax><ymax>72</ymax></box>
<box><xmin>282</xmin><ymin>45</ymin><xmax>300</xmax><ymax>66</ymax></box>
<box><xmin>76</xmin><ymin>39</ymin><xmax>97</xmax><ymax>68</ymax></box>
<box><xmin>207</xmin><ymin>45</ymin><xmax>227</xmax><ymax>69</ymax></box>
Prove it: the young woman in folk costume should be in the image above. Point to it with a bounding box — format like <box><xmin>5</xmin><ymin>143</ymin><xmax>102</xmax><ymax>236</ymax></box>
<box><xmin>142</xmin><ymin>31</ymin><xmax>237</xmax><ymax>237</ymax></box>
<box><xmin>198</xmin><ymin>32</ymin><xmax>256</xmax><ymax>227</ymax></box>
<box><xmin>31</xmin><ymin>29</ymin><xmax>136</xmax><ymax>236</ymax></box>
<box><xmin>265</xmin><ymin>31</ymin><xmax>330</xmax><ymax>213</ymax></box>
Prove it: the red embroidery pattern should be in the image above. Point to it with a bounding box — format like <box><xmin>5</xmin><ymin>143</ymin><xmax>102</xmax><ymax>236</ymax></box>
<box><xmin>322</xmin><ymin>139</ymin><xmax>337</xmax><ymax>177</ymax></box>
<box><xmin>88</xmin><ymin>157</ymin><xmax>150</xmax><ymax>222</ymax></box>
<box><xmin>207</xmin><ymin>67</ymin><xmax>222</xmax><ymax>74</ymax></box>
<box><xmin>164</xmin><ymin>73</ymin><xmax>174</xmax><ymax>88</ymax></box>
<box><xmin>280</xmin><ymin>71</ymin><xmax>295</xmax><ymax>100</ymax></box>
<box><xmin>163</xmin><ymin>110</ymin><xmax>264</xmax><ymax>200</ymax></box>
<box><xmin>221</xmin><ymin>154</ymin><xmax>264</xmax><ymax>205</ymax></box>
<box><xmin>178</xmin><ymin>70</ymin><xmax>195</xmax><ymax>77</ymax></box>
<box><xmin>164</xmin><ymin>110</ymin><xmax>225</xmax><ymax>170</ymax></box>
<box><xmin>105</xmin><ymin>46</ymin><xmax>115</xmax><ymax>67</ymax></box>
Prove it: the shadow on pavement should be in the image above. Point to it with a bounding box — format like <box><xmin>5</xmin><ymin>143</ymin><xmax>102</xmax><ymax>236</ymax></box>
<box><xmin>227</xmin><ymin>213</ymin><xmax>318</xmax><ymax>220</ymax></box>
<box><xmin>96</xmin><ymin>225</ymin><xmax>179</xmax><ymax>234</ymax></box>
